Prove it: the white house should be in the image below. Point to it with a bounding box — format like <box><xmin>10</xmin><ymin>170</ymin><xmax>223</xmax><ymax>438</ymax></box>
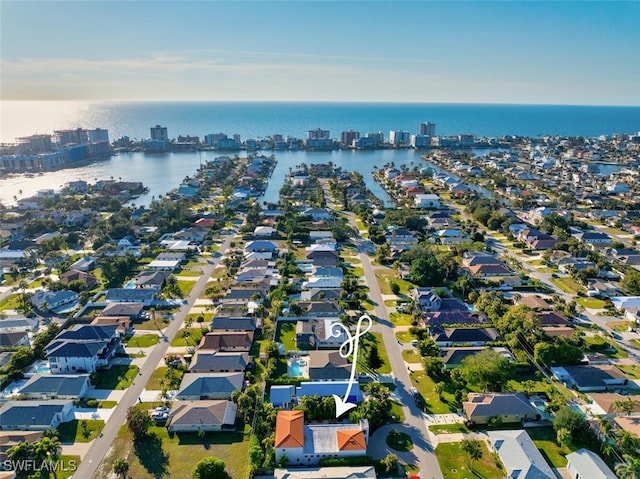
<box><xmin>414</xmin><ymin>194</ymin><xmax>441</xmax><ymax>209</ymax></box>
<box><xmin>566</xmin><ymin>449</ymin><xmax>616</xmax><ymax>479</ymax></box>
<box><xmin>274</xmin><ymin>410</ymin><xmax>369</xmax><ymax>466</ymax></box>
<box><xmin>488</xmin><ymin>430</ymin><xmax>555</xmax><ymax>479</ymax></box>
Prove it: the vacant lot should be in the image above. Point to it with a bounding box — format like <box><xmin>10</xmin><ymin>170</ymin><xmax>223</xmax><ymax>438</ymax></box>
<box><xmin>275</xmin><ymin>320</ymin><xmax>297</xmax><ymax>351</ymax></box>
<box><xmin>125</xmin><ymin>334</ymin><xmax>160</xmax><ymax>348</ymax></box>
<box><xmin>92</xmin><ymin>365</ymin><xmax>139</xmax><ymax>390</ymax></box>
<box><xmin>552</xmin><ymin>277</ymin><xmax>584</xmax><ymax>294</ymax></box>
<box><xmin>96</xmin><ymin>425</ymin><xmax>249</xmax><ymax>479</ymax></box>
<box><xmin>59</xmin><ymin>419</ymin><xmax>105</xmax><ymax>443</ymax></box>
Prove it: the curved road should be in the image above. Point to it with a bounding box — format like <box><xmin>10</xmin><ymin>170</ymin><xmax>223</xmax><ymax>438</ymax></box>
<box><xmin>73</xmin><ymin>233</ymin><xmax>237</xmax><ymax>479</ymax></box>
<box><xmin>346</xmin><ymin>212</ymin><xmax>443</xmax><ymax>479</ymax></box>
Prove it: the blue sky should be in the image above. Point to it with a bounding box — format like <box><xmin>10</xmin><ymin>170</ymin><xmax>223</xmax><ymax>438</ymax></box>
<box><xmin>1</xmin><ymin>1</ymin><xmax>639</xmax><ymax>105</ymax></box>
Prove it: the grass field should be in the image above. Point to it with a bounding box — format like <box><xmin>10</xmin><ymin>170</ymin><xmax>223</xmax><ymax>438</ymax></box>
<box><xmin>552</xmin><ymin>277</ymin><xmax>585</xmax><ymax>294</ymax></box>
<box><xmin>275</xmin><ymin>320</ymin><xmax>297</xmax><ymax>351</ymax></box>
<box><xmin>176</xmin><ymin>280</ymin><xmax>197</xmax><ymax>297</ymax></box>
<box><xmin>375</xmin><ymin>269</ymin><xmax>415</xmax><ymax>295</ymax></box>
<box><xmin>170</xmin><ymin>327</ymin><xmax>206</xmax><ymax>347</ymax></box>
<box><xmin>386</xmin><ymin>430</ymin><xmax>413</xmax><ymax>452</ymax></box>
<box><xmin>395</xmin><ymin>331</ymin><xmax>416</xmax><ymax>343</ymax></box>
<box><xmin>435</xmin><ymin>441</ymin><xmax>504</xmax><ymax>479</ymax></box>
<box><xmin>577</xmin><ymin>297</ymin><xmax>607</xmax><ymax>309</ymax></box>
<box><xmin>527</xmin><ymin>427</ymin><xmax>570</xmax><ymax>467</ymax></box>
<box><xmin>401</xmin><ymin>350</ymin><xmax>422</xmax><ymax>363</ymax></box>
<box><xmin>124</xmin><ymin>334</ymin><xmax>160</xmax><ymax>348</ymax></box>
<box><xmin>409</xmin><ymin>371</ymin><xmax>457</xmax><ymax>414</ymax></box>
<box><xmin>96</xmin><ymin>424</ymin><xmax>250</xmax><ymax>479</ymax></box>
<box><xmin>174</xmin><ymin>270</ymin><xmax>202</xmax><ymax>277</ymax></box>
<box><xmin>92</xmin><ymin>365</ymin><xmax>139</xmax><ymax>390</ymax></box>
<box><xmin>617</xmin><ymin>364</ymin><xmax>640</xmax><ymax>380</ymax></box>
<box><xmin>59</xmin><ymin>419</ymin><xmax>105</xmax><ymax>443</ymax></box>
<box><xmin>0</xmin><ymin>294</ymin><xmax>21</xmax><ymax>311</ymax></box>
<box><xmin>429</xmin><ymin>423</ymin><xmax>470</xmax><ymax>435</ymax></box>
<box><xmin>146</xmin><ymin>366</ymin><xmax>169</xmax><ymax>390</ymax></box>
<box><xmin>582</xmin><ymin>334</ymin><xmax>628</xmax><ymax>358</ymax></box>
<box><xmin>389</xmin><ymin>312</ymin><xmax>413</xmax><ymax>326</ymax></box>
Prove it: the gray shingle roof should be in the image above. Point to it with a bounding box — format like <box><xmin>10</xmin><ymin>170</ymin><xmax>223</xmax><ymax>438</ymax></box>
<box><xmin>19</xmin><ymin>374</ymin><xmax>89</xmax><ymax>396</ymax></box>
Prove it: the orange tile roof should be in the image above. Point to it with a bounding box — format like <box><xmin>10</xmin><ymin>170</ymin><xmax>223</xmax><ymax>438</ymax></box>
<box><xmin>275</xmin><ymin>410</ymin><xmax>304</xmax><ymax>448</ymax></box>
<box><xmin>336</xmin><ymin>430</ymin><xmax>367</xmax><ymax>451</ymax></box>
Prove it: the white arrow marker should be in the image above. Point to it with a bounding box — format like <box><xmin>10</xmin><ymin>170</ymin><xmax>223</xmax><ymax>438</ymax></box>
<box><xmin>331</xmin><ymin>314</ymin><xmax>373</xmax><ymax>418</ymax></box>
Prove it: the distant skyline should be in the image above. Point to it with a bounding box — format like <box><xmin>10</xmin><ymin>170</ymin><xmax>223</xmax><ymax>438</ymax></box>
<box><xmin>1</xmin><ymin>1</ymin><xmax>639</xmax><ymax>106</ymax></box>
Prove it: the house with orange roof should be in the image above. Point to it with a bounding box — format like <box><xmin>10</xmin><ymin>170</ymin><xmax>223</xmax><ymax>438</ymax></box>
<box><xmin>274</xmin><ymin>410</ymin><xmax>369</xmax><ymax>466</ymax></box>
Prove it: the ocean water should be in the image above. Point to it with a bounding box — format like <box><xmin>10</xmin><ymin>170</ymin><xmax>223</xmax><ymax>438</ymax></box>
<box><xmin>0</xmin><ymin>101</ymin><xmax>638</xmax><ymax>207</ymax></box>
<box><xmin>2</xmin><ymin>101</ymin><xmax>639</xmax><ymax>143</ymax></box>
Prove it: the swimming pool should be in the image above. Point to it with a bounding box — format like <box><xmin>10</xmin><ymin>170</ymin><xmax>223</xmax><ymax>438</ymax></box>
<box><xmin>35</xmin><ymin>364</ymin><xmax>51</xmax><ymax>374</ymax></box>
<box><xmin>287</xmin><ymin>358</ymin><xmax>309</xmax><ymax>377</ymax></box>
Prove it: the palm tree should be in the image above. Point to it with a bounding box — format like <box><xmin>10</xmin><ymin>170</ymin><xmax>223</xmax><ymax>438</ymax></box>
<box><xmin>113</xmin><ymin>457</ymin><xmax>130</xmax><ymax>479</ymax></box>
<box><xmin>460</xmin><ymin>439</ymin><xmax>483</xmax><ymax>471</ymax></box>
<box><xmin>614</xmin><ymin>398</ymin><xmax>639</xmax><ymax>417</ymax></box>
<box><xmin>615</xmin><ymin>454</ymin><xmax>640</xmax><ymax>479</ymax></box>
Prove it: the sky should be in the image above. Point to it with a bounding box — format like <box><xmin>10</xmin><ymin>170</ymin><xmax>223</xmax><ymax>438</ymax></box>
<box><xmin>1</xmin><ymin>0</ymin><xmax>639</xmax><ymax>105</ymax></box>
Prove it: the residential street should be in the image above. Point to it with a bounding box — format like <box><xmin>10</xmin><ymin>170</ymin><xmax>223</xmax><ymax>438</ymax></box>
<box><xmin>346</xmin><ymin>212</ymin><xmax>444</xmax><ymax>479</ymax></box>
<box><xmin>74</xmin><ymin>232</ymin><xmax>237</xmax><ymax>479</ymax></box>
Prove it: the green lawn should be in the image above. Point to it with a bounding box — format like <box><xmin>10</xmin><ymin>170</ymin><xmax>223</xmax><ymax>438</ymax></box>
<box><xmin>133</xmin><ymin>315</ymin><xmax>171</xmax><ymax>331</ymax></box>
<box><xmin>375</xmin><ymin>269</ymin><xmax>415</xmax><ymax>295</ymax></box>
<box><xmin>582</xmin><ymin>334</ymin><xmax>628</xmax><ymax>358</ymax></box>
<box><xmin>43</xmin><ymin>455</ymin><xmax>80</xmax><ymax>479</ymax></box>
<box><xmin>552</xmin><ymin>277</ymin><xmax>585</xmax><ymax>294</ymax></box>
<box><xmin>605</xmin><ymin>320</ymin><xmax>633</xmax><ymax>332</ymax></box>
<box><xmin>527</xmin><ymin>259</ymin><xmax>545</xmax><ymax>266</ymax></box>
<box><xmin>386</xmin><ymin>430</ymin><xmax>413</xmax><ymax>452</ymax></box>
<box><xmin>170</xmin><ymin>328</ymin><xmax>206</xmax><ymax>347</ymax></box>
<box><xmin>0</xmin><ymin>294</ymin><xmax>21</xmax><ymax>311</ymax></box>
<box><xmin>617</xmin><ymin>364</ymin><xmax>640</xmax><ymax>380</ymax></box>
<box><xmin>174</xmin><ymin>270</ymin><xmax>202</xmax><ymax>277</ymax></box>
<box><xmin>395</xmin><ymin>331</ymin><xmax>415</xmax><ymax>343</ymax></box>
<box><xmin>539</xmin><ymin>267</ymin><xmax>558</xmax><ymax>274</ymax></box>
<box><xmin>276</xmin><ymin>321</ymin><xmax>297</xmax><ymax>351</ymax></box>
<box><xmin>176</xmin><ymin>280</ymin><xmax>197</xmax><ymax>297</ymax></box>
<box><xmin>92</xmin><ymin>365</ymin><xmax>139</xmax><ymax>390</ymax></box>
<box><xmin>27</xmin><ymin>277</ymin><xmax>48</xmax><ymax>288</ymax></box>
<box><xmin>390</xmin><ymin>400</ymin><xmax>406</xmax><ymax>423</ymax></box>
<box><xmin>402</xmin><ymin>350</ymin><xmax>422</xmax><ymax>363</ymax></box>
<box><xmin>389</xmin><ymin>312</ymin><xmax>413</xmax><ymax>326</ymax></box>
<box><xmin>435</xmin><ymin>441</ymin><xmax>504</xmax><ymax>479</ymax></box>
<box><xmin>59</xmin><ymin>419</ymin><xmax>105</xmax><ymax>443</ymax></box>
<box><xmin>576</xmin><ymin>297</ymin><xmax>607</xmax><ymax>309</ymax></box>
<box><xmin>362</xmin><ymin>299</ymin><xmax>376</xmax><ymax>311</ymax></box>
<box><xmin>409</xmin><ymin>371</ymin><xmax>458</xmax><ymax>414</ymax></box>
<box><xmin>96</xmin><ymin>423</ymin><xmax>249</xmax><ymax>479</ymax></box>
<box><xmin>79</xmin><ymin>399</ymin><xmax>118</xmax><ymax>409</ymax></box>
<box><xmin>146</xmin><ymin>366</ymin><xmax>169</xmax><ymax>390</ymax></box>
<box><xmin>125</xmin><ymin>334</ymin><xmax>160</xmax><ymax>348</ymax></box>
<box><xmin>527</xmin><ymin>427</ymin><xmax>570</xmax><ymax>467</ymax></box>
<box><xmin>429</xmin><ymin>423</ymin><xmax>470</xmax><ymax>434</ymax></box>
<box><xmin>357</xmin><ymin>332</ymin><xmax>392</xmax><ymax>374</ymax></box>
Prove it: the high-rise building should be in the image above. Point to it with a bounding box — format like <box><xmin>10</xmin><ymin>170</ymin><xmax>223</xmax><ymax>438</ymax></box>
<box><xmin>389</xmin><ymin>130</ymin><xmax>410</xmax><ymax>146</ymax></box>
<box><xmin>366</xmin><ymin>132</ymin><xmax>385</xmax><ymax>145</ymax></box>
<box><xmin>53</xmin><ymin>128</ymin><xmax>89</xmax><ymax>145</ymax></box>
<box><xmin>418</xmin><ymin>122</ymin><xmax>436</xmax><ymax>137</ymax></box>
<box><xmin>88</xmin><ymin>128</ymin><xmax>110</xmax><ymax>143</ymax></box>
<box><xmin>340</xmin><ymin>130</ymin><xmax>360</xmax><ymax>146</ymax></box>
<box><xmin>150</xmin><ymin>125</ymin><xmax>169</xmax><ymax>141</ymax></box>
<box><xmin>307</xmin><ymin>128</ymin><xmax>330</xmax><ymax>140</ymax></box>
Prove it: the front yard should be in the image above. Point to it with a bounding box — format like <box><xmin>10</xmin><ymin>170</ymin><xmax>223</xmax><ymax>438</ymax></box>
<box><xmin>435</xmin><ymin>441</ymin><xmax>504</xmax><ymax>479</ymax></box>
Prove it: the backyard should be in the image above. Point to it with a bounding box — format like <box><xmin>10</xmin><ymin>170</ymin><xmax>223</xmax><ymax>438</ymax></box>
<box><xmin>275</xmin><ymin>320</ymin><xmax>298</xmax><ymax>351</ymax></box>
